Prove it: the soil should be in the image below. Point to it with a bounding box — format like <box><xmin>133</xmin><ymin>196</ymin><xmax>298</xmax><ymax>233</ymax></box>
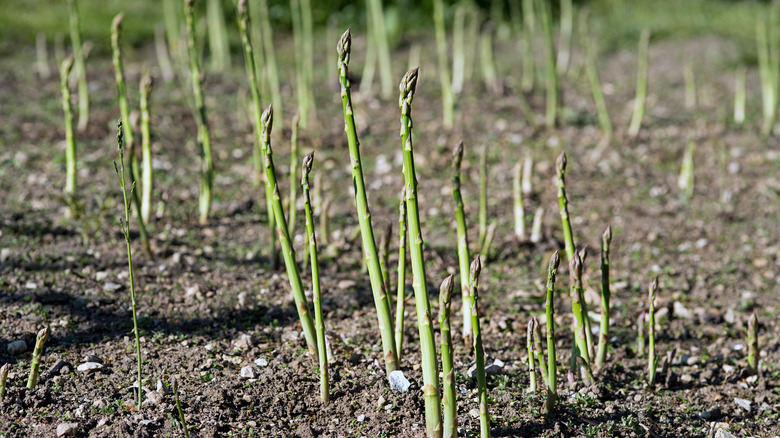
<box><xmin>1</xmin><ymin>32</ymin><xmax>779</xmax><ymax>438</ymax></box>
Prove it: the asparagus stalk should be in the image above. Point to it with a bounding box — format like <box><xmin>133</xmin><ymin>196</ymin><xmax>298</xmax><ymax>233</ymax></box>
<box><xmin>578</xmin><ymin>247</ymin><xmax>594</xmax><ymax>356</ymax></box>
<box><xmin>367</xmin><ymin>0</ymin><xmax>393</xmax><ymax>99</ymax></box>
<box><xmin>60</xmin><ymin>57</ymin><xmax>77</xmax><ymax>217</ymax></box>
<box><xmin>469</xmin><ymin>257</ymin><xmax>490</xmax><ymax>438</ymax></box>
<box><xmin>380</xmin><ymin>224</ymin><xmax>392</xmax><ymax>295</ymax></box>
<box><xmin>521</xmin><ymin>0</ymin><xmax>535</xmax><ymax>92</ymax></box>
<box><xmin>238</xmin><ymin>0</ymin><xmax>277</xmax><ymax>266</ymax></box>
<box><xmin>320</xmin><ymin>196</ymin><xmax>331</xmax><ymax>246</ymax></box>
<box><xmin>439</xmin><ymin>275</ymin><xmax>457</xmax><ymax>438</ymax></box>
<box><xmin>432</xmin><ymin>0</ymin><xmax>454</xmax><ymax>129</ymax></box>
<box><xmin>36</xmin><ymin>33</ymin><xmax>51</xmax><ymax>79</ymax></box>
<box><xmin>596</xmin><ymin>225</ymin><xmax>612</xmax><ymax>367</ymax></box>
<box><xmin>556</xmin><ymin>152</ymin><xmax>575</xmax><ymax>263</ymax></box>
<box><xmin>628</xmin><ymin>29</ymin><xmax>651</xmax><ymax>138</ymax></box>
<box><xmin>172</xmin><ymin>377</ymin><xmax>191</xmax><ymax>438</ymax></box>
<box><xmin>683</xmin><ymin>62</ymin><xmax>697</xmax><ymax>109</ymax></box>
<box><xmin>26</xmin><ymin>327</ymin><xmax>50</xmax><ymax>390</ymax></box>
<box><xmin>556</xmin><ymin>0</ymin><xmax>574</xmax><ymax>77</ymax></box>
<box><xmin>544</xmin><ymin>251</ymin><xmax>561</xmax><ymax>415</ymax></box>
<box><xmin>260</xmin><ymin>105</ymin><xmax>318</xmax><ymax>356</ymax></box>
<box><xmin>536</xmin><ymin>0</ymin><xmax>558</xmax><ymax>128</ymax></box>
<box><xmin>527</xmin><ymin>318</ymin><xmax>538</xmax><ymax>392</ymax></box>
<box><xmin>288</xmin><ymin>114</ymin><xmax>301</xmax><ymax>236</ymax></box>
<box><xmin>513</xmin><ymin>163</ymin><xmax>525</xmax><ymax>239</ymax></box>
<box><xmin>399</xmin><ymin>66</ymin><xmax>443</xmax><ymax>437</ymax></box>
<box><xmin>478</xmin><ymin>144</ymin><xmax>488</xmax><ymax>250</ymax></box>
<box><xmin>395</xmin><ymin>189</ymin><xmax>407</xmax><ymax>358</ymax></box>
<box><xmin>140</xmin><ymin>72</ymin><xmax>154</xmax><ymax>225</ymax></box>
<box><xmin>206</xmin><ymin>0</ymin><xmax>230</xmax><ymax>72</ymax></box>
<box><xmin>452</xmin><ymin>141</ymin><xmax>473</xmax><ymax>346</ymax></box>
<box><xmin>522</xmin><ymin>155</ymin><xmax>533</xmax><ymax>196</ymax></box>
<box><xmin>637</xmin><ymin>310</ymin><xmax>646</xmax><ymax>358</ymax></box>
<box><xmin>452</xmin><ymin>3</ymin><xmax>467</xmax><ymax>95</ymax></box>
<box><xmin>0</xmin><ymin>363</ymin><xmax>8</xmax><ymax>401</ymax></box>
<box><xmin>530</xmin><ymin>207</ymin><xmax>544</xmax><ymax>244</ymax></box>
<box><xmin>337</xmin><ymin>30</ymin><xmax>399</xmax><ymax>375</ymax></box>
<box><xmin>480</xmin><ymin>23</ymin><xmax>499</xmax><ymax>95</ymax></box>
<box><xmin>647</xmin><ymin>277</ymin><xmax>658</xmax><ymax>386</ymax></box>
<box><xmin>301</xmin><ymin>0</ymin><xmax>316</xmax><ymax>124</ymax></box>
<box><xmin>113</xmin><ymin>120</ymin><xmax>144</xmax><ymax>406</ymax></box>
<box><xmin>154</xmin><ymin>25</ymin><xmax>175</xmax><ymax>83</ymax></box>
<box><xmin>734</xmin><ymin>66</ymin><xmax>746</xmax><ymax>125</ymax></box>
<box><xmin>480</xmin><ymin>221</ymin><xmax>497</xmax><ymax>260</ymax></box>
<box><xmin>302</xmin><ymin>152</ymin><xmax>329</xmax><ymax>404</ymax></box>
<box><xmin>360</xmin><ymin>12</ymin><xmax>378</xmax><ymax>96</ymax></box>
<box><xmin>580</xmin><ymin>10</ymin><xmax>613</xmax><ymax>143</ymax></box>
<box><xmin>67</xmin><ymin>0</ymin><xmax>89</xmax><ymax>132</ymax></box>
<box><xmin>257</xmin><ymin>0</ymin><xmax>283</xmax><ymax>115</ymax></box>
<box><xmin>111</xmin><ymin>13</ymin><xmax>151</xmax><ymax>256</ymax></box>
<box><xmin>570</xmin><ymin>251</ymin><xmax>593</xmax><ymax>384</ymax></box>
<box><xmin>678</xmin><ymin>137</ymin><xmax>695</xmax><ymax>203</ymax></box>
<box><xmin>184</xmin><ymin>0</ymin><xmax>214</xmax><ymax>225</ymax></box>
<box><xmin>747</xmin><ymin>312</ymin><xmax>759</xmax><ymax>376</ymax></box>
<box><xmin>532</xmin><ymin>315</ymin><xmax>548</xmax><ymax>385</ymax></box>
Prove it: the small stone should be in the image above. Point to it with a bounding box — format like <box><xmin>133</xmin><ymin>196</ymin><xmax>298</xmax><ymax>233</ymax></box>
<box><xmin>469</xmin><ymin>408</ymin><xmax>480</xmax><ymax>418</ymax></box>
<box><xmin>142</xmin><ymin>391</ymin><xmax>163</xmax><ymax>407</ymax></box>
<box><xmin>337</xmin><ymin>280</ymin><xmax>356</xmax><ymax>290</ymax></box>
<box><xmin>95</xmin><ymin>272</ymin><xmax>109</xmax><ymax>281</ymax></box>
<box><xmin>673</xmin><ymin>302</ymin><xmax>693</xmax><ymax>319</ymax></box>
<box><xmin>0</xmin><ymin>248</ymin><xmax>11</xmax><ymax>262</ymax></box>
<box><xmin>699</xmin><ymin>406</ymin><xmax>721</xmax><ymax>420</ymax></box>
<box><xmin>49</xmin><ymin>360</ymin><xmax>73</xmax><ymax>375</ymax></box>
<box><xmin>83</xmin><ymin>355</ymin><xmax>103</xmax><ymax>364</ymax></box>
<box><xmin>715</xmin><ymin>429</ymin><xmax>737</xmax><ymax>438</ymax></box>
<box><xmin>7</xmin><ymin>340</ymin><xmax>27</xmax><ymax>355</ymax></box>
<box><xmin>389</xmin><ymin>370</ymin><xmax>411</xmax><ymax>393</ymax></box>
<box><xmin>734</xmin><ymin>397</ymin><xmax>752</xmax><ymax>411</ymax></box>
<box><xmin>25</xmin><ymin>282</ymin><xmax>38</xmax><ymax>289</ymax></box>
<box><xmin>254</xmin><ymin>357</ymin><xmax>268</xmax><ymax>367</ymax></box>
<box><xmin>233</xmin><ymin>334</ymin><xmax>253</xmax><ymax>350</ymax></box>
<box><xmin>56</xmin><ymin>422</ymin><xmax>78</xmax><ymax>437</ymax></box>
<box><xmin>104</xmin><ymin>282</ymin><xmax>122</xmax><ymax>292</ymax></box>
<box><xmin>240</xmin><ymin>366</ymin><xmax>257</xmax><ymax>379</ymax></box>
<box><xmin>356</xmin><ymin>414</ymin><xmax>366</xmax><ymax>422</ymax></box>
<box><xmin>77</xmin><ymin>362</ymin><xmax>104</xmax><ymax>373</ymax></box>
<box><xmin>237</xmin><ymin>292</ymin><xmax>255</xmax><ymax>309</ymax></box>
<box><xmin>376</xmin><ymin>395</ymin><xmax>386</xmax><ymax>409</ymax></box>
<box><xmin>724</xmin><ymin>309</ymin><xmax>735</xmax><ymax>324</ymax></box>
<box><xmin>281</xmin><ymin>329</ymin><xmax>299</xmax><ymax>343</ymax></box>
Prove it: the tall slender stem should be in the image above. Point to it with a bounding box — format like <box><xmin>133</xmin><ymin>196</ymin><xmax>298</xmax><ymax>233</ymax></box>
<box><xmin>596</xmin><ymin>225</ymin><xmax>612</xmax><ymax>367</ymax></box>
<box><xmin>68</xmin><ymin>0</ymin><xmax>89</xmax><ymax>132</ymax></box>
<box><xmin>60</xmin><ymin>57</ymin><xmax>77</xmax><ymax>216</ymax></box>
<box><xmin>288</xmin><ymin>114</ymin><xmax>300</xmax><ymax>235</ymax></box>
<box><xmin>628</xmin><ymin>29</ymin><xmax>651</xmax><ymax>138</ymax></box>
<box><xmin>439</xmin><ymin>275</ymin><xmax>457</xmax><ymax>438</ymax></box>
<box><xmin>452</xmin><ymin>141</ymin><xmax>473</xmax><ymax>346</ymax></box>
<box><xmin>536</xmin><ymin>0</ymin><xmax>558</xmax><ymax>128</ymax></box>
<box><xmin>433</xmin><ymin>0</ymin><xmax>454</xmax><ymax>129</ymax></box>
<box><xmin>469</xmin><ymin>257</ymin><xmax>490</xmax><ymax>438</ymax></box>
<box><xmin>569</xmin><ymin>252</ymin><xmax>593</xmax><ymax>384</ymax></box>
<box><xmin>140</xmin><ymin>72</ymin><xmax>154</xmax><ymax>225</ymax></box>
<box><xmin>747</xmin><ymin>312</ymin><xmax>759</xmax><ymax>375</ymax></box>
<box><xmin>556</xmin><ymin>152</ymin><xmax>575</xmax><ymax>263</ymax></box>
<box><xmin>395</xmin><ymin>189</ymin><xmax>407</xmax><ymax>358</ymax></box>
<box><xmin>647</xmin><ymin>277</ymin><xmax>658</xmax><ymax>386</ymax></box>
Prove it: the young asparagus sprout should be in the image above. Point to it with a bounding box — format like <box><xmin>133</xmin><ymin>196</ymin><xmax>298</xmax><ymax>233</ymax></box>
<box><xmin>522</xmin><ymin>155</ymin><xmax>533</xmax><ymax>197</ymax></box>
<box><xmin>172</xmin><ymin>376</ymin><xmax>191</xmax><ymax>438</ymax></box>
<box><xmin>302</xmin><ymin>151</ymin><xmax>329</xmax><ymax>404</ymax></box>
<box><xmin>734</xmin><ymin>66</ymin><xmax>747</xmax><ymax>125</ymax></box>
<box><xmin>59</xmin><ymin>57</ymin><xmax>77</xmax><ymax>217</ymax></box>
<box><xmin>521</xmin><ymin>0</ymin><xmax>535</xmax><ymax>92</ymax></box>
<box><xmin>380</xmin><ymin>223</ymin><xmax>392</xmax><ymax>294</ymax></box>
<box><xmin>452</xmin><ymin>141</ymin><xmax>473</xmax><ymax>346</ymax></box>
<box><xmin>684</xmin><ymin>62</ymin><xmax>697</xmax><ymax>109</ymax></box>
<box><xmin>478</xmin><ymin>144</ymin><xmax>488</xmax><ymax>249</ymax></box>
<box><xmin>545</xmin><ymin>253</ymin><xmax>560</xmax><ymax>416</ymax></box>
<box><xmin>637</xmin><ymin>310</ymin><xmax>646</xmax><ymax>358</ymax></box>
<box><xmin>395</xmin><ymin>189</ymin><xmax>407</xmax><ymax>358</ymax></box>
<box><xmin>479</xmin><ymin>23</ymin><xmax>499</xmax><ymax>95</ymax></box>
<box><xmin>757</xmin><ymin>14</ymin><xmax>779</xmax><ymax>137</ymax></box>
<box><xmin>288</xmin><ymin>114</ymin><xmax>300</xmax><ymax>236</ymax></box>
<box><xmin>647</xmin><ymin>277</ymin><xmax>659</xmax><ymax>386</ymax></box>
<box><xmin>532</xmin><ymin>316</ymin><xmax>548</xmax><ymax>385</ymax></box>
<box><xmin>256</xmin><ymin>0</ymin><xmax>282</xmax><ymax>112</ymax></box>
<box><xmin>432</xmin><ymin>0</ymin><xmax>454</xmax><ymax>128</ymax></box>
<box><xmin>557</xmin><ymin>0</ymin><xmax>574</xmax><ymax>76</ymax></box>
<box><xmin>578</xmin><ymin>247</ymin><xmax>594</xmax><ymax>353</ymax></box>
<box><xmin>469</xmin><ymin>257</ymin><xmax>490</xmax><ymax>438</ymax></box>
<box><xmin>140</xmin><ymin>72</ymin><xmax>154</xmax><ymax>225</ymax></box>
<box><xmin>556</xmin><ymin>152</ymin><xmax>575</xmax><ymax>263</ymax></box>
<box><xmin>580</xmin><ymin>9</ymin><xmax>613</xmax><ymax>143</ymax></box>
<box><xmin>480</xmin><ymin>221</ymin><xmax>497</xmax><ymax>260</ymax></box>
<box><xmin>452</xmin><ymin>3</ymin><xmax>467</xmax><ymax>95</ymax></box>
<box><xmin>527</xmin><ymin>318</ymin><xmax>538</xmax><ymax>392</ymax></box>
<box><xmin>154</xmin><ymin>25</ymin><xmax>175</xmax><ymax>83</ymax></box>
<box><xmin>67</xmin><ymin>0</ymin><xmax>89</xmax><ymax>132</ymax></box>
<box><xmin>36</xmin><ymin>33</ymin><xmax>51</xmax><ymax>79</ymax></box>
<box><xmin>531</xmin><ymin>207</ymin><xmax>544</xmax><ymax>243</ymax></box>
<box><xmin>337</xmin><ymin>29</ymin><xmax>400</xmax><ymax>376</ymax></box>
<box><xmin>320</xmin><ymin>196</ymin><xmax>331</xmax><ymax>246</ymax></box>
<box><xmin>206</xmin><ymin>0</ymin><xmax>230</xmax><ymax>72</ymax></box>
<box><xmin>0</xmin><ymin>363</ymin><xmax>8</xmax><ymax>401</ymax></box>
<box><xmin>661</xmin><ymin>347</ymin><xmax>676</xmax><ymax>381</ymax></box>
<box><xmin>113</xmin><ymin>120</ymin><xmax>144</xmax><ymax>405</ymax></box>
<box><xmin>536</xmin><ymin>0</ymin><xmax>558</xmax><ymax>128</ymax></box>
<box><xmin>399</xmin><ymin>66</ymin><xmax>443</xmax><ymax>437</ymax></box>
<box><xmin>628</xmin><ymin>29</ymin><xmax>651</xmax><ymax>138</ymax></box>
<box><xmin>26</xmin><ymin>327</ymin><xmax>50</xmax><ymax>390</ymax></box>
<box><xmin>596</xmin><ymin>225</ymin><xmax>612</xmax><ymax>367</ymax></box>
<box><xmin>367</xmin><ymin>0</ymin><xmax>393</xmax><ymax>99</ymax></box>
<box><xmin>678</xmin><ymin>137</ymin><xmax>695</xmax><ymax>203</ymax></box>
<box><xmin>747</xmin><ymin>313</ymin><xmax>759</xmax><ymax>376</ymax></box>
<box><xmin>570</xmin><ymin>252</ymin><xmax>594</xmax><ymax>384</ymax></box>
<box><xmin>513</xmin><ymin>163</ymin><xmax>525</xmax><ymax>239</ymax></box>
<box><xmin>184</xmin><ymin>0</ymin><xmax>215</xmax><ymax>225</ymax></box>
<box><xmin>237</xmin><ymin>0</ymin><xmax>277</xmax><ymax>266</ymax></box>
<box><xmin>259</xmin><ymin>105</ymin><xmax>318</xmax><ymax>356</ymax></box>
<box><xmin>439</xmin><ymin>274</ymin><xmax>457</xmax><ymax>438</ymax></box>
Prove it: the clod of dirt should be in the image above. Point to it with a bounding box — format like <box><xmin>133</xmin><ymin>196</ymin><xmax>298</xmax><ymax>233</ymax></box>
<box><xmin>7</xmin><ymin>339</ymin><xmax>27</xmax><ymax>355</ymax></box>
<box><xmin>56</xmin><ymin>423</ymin><xmax>78</xmax><ymax>437</ymax></box>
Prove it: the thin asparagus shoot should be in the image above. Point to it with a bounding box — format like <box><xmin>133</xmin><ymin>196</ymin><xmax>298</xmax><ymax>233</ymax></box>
<box><xmin>26</xmin><ymin>326</ymin><xmax>50</xmax><ymax>390</ymax></box>
<box><xmin>60</xmin><ymin>57</ymin><xmax>77</xmax><ymax>217</ymax></box>
<box><xmin>531</xmin><ymin>207</ymin><xmax>544</xmax><ymax>244</ymax></box>
<box><xmin>578</xmin><ymin>247</ymin><xmax>594</xmax><ymax>356</ymax></box>
<box><xmin>206</xmin><ymin>0</ymin><xmax>230</xmax><ymax>72</ymax></box>
<box><xmin>0</xmin><ymin>364</ymin><xmax>8</xmax><ymax>401</ymax></box>
<box><xmin>260</xmin><ymin>105</ymin><xmax>318</xmax><ymax>355</ymax></box>
<box><xmin>628</xmin><ymin>29</ymin><xmax>651</xmax><ymax>138</ymax></box>
<box><xmin>337</xmin><ymin>30</ymin><xmax>399</xmax><ymax>375</ymax></box>
<box><xmin>172</xmin><ymin>376</ymin><xmax>191</xmax><ymax>438</ymax></box>
<box><xmin>113</xmin><ymin>120</ymin><xmax>144</xmax><ymax>406</ymax></box>
<box><xmin>637</xmin><ymin>310</ymin><xmax>646</xmax><ymax>358</ymax></box>
<box><xmin>367</xmin><ymin>0</ymin><xmax>393</xmax><ymax>99</ymax></box>
<box><xmin>580</xmin><ymin>9</ymin><xmax>613</xmax><ymax>143</ymax></box>
<box><xmin>184</xmin><ymin>0</ymin><xmax>214</xmax><ymax>225</ymax></box>
<box><xmin>395</xmin><ymin>189</ymin><xmax>407</xmax><ymax>358</ymax></box>
<box><xmin>522</xmin><ymin>155</ymin><xmax>533</xmax><ymax>196</ymax></box>
<box><xmin>478</xmin><ymin>143</ymin><xmax>488</xmax><ymax>249</ymax></box>
<box><xmin>480</xmin><ymin>221</ymin><xmax>497</xmax><ymax>260</ymax></box>
<box><xmin>596</xmin><ymin>225</ymin><xmax>612</xmax><ymax>367</ymax></box>
<box><xmin>257</xmin><ymin>0</ymin><xmax>283</xmax><ymax>113</ymax></box>
<box><xmin>678</xmin><ymin>136</ymin><xmax>695</xmax><ymax>203</ymax></box>
<box><xmin>237</xmin><ymin>0</ymin><xmax>277</xmax><ymax>266</ymax></box>
<box><xmin>140</xmin><ymin>72</ymin><xmax>154</xmax><ymax>225</ymax></box>
<box><xmin>527</xmin><ymin>318</ymin><xmax>538</xmax><ymax>392</ymax></box>
<box><xmin>647</xmin><ymin>277</ymin><xmax>658</xmax><ymax>386</ymax></box>
<box><xmin>557</xmin><ymin>0</ymin><xmax>574</xmax><ymax>76</ymax></box>
<box><xmin>684</xmin><ymin>61</ymin><xmax>697</xmax><ymax>109</ymax></box>
<box><xmin>532</xmin><ymin>315</ymin><xmax>548</xmax><ymax>385</ymax></box>
<box><xmin>521</xmin><ymin>0</ymin><xmax>535</xmax><ymax>92</ymax></box>
<box><xmin>36</xmin><ymin>33</ymin><xmax>51</xmax><ymax>79</ymax></box>
<box><xmin>734</xmin><ymin>66</ymin><xmax>747</xmax><ymax>125</ymax></box>
<box><xmin>513</xmin><ymin>163</ymin><xmax>525</xmax><ymax>239</ymax></box>
<box><xmin>288</xmin><ymin>114</ymin><xmax>300</xmax><ymax>236</ymax></box>
<box><xmin>452</xmin><ymin>141</ymin><xmax>473</xmax><ymax>346</ymax></box>
<box><xmin>570</xmin><ymin>251</ymin><xmax>593</xmax><ymax>384</ymax></box>
<box><xmin>302</xmin><ymin>152</ymin><xmax>329</xmax><ymax>404</ymax></box>
<box><xmin>380</xmin><ymin>223</ymin><xmax>392</xmax><ymax>295</ymax></box>
<box><xmin>154</xmin><ymin>25</ymin><xmax>175</xmax><ymax>82</ymax></box>
<box><xmin>452</xmin><ymin>3</ymin><xmax>467</xmax><ymax>95</ymax></box>
<box><xmin>470</xmin><ymin>257</ymin><xmax>490</xmax><ymax>438</ymax></box>
<box><xmin>399</xmin><ymin>66</ymin><xmax>442</xmax><ymax>437</ymax></box>
<box><xmin>536</xmin><ymin>0</ymin><xmax>558</xmax><ymax>128</ymax></box>
<box><xmin>747</xmin><ymin>312</ymin><xmax>759</xmax><ymax>376</ymax></box>
<box><xmin>480</xmin><ymin>23</ymin><xmax>499</xmax><ymax>95</ymax></box>
<box><xmin>544</xmin><ymin>251</ymin><xmax>561</xmax><ymax>415</ymax></box>
<box><xmin>556</xmin><ymin>152</ymin><xmax>575</xmax><ymax>263</ymax></box>
<box><xmin>68</xmin><ymin>0</ymin><xmax>89</xmax><ymax>132</ymax></box>
<box><xmin>439</xmin><ymin>275</ymin><xmax>457</xmax><ymax>438</ymax></box>
<box><xmin>432</xmin><ymin>0</ymin><xmax>454</xmax><ymax>129</ymax></box>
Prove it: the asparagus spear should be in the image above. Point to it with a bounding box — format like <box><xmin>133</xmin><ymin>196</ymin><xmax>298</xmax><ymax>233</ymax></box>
<box><xmin>513</xmin><ymin>163</ymin><xmax>525</xmax><ymax>239</ymax></box>
<box><xmin>68</xmin><ymin>0</ymin><xmax>89</xmax><ymax>132</ymax></box>
<box><xmin>734</xmin><ymin>66</ymin><xmax>746</xmax><ymax>125</ymax></box>
<box><xmin>399</xmin><ymin>66</ymin><xmax>443</xmax><ymax>437</ymax></box>
<box><xmin>0</xmin><ymin>363</ymin><xmax>9</xmax><ymax>401</ymax></box>
<box><xmin>478</xmin><ymin>144</ymin><xmax>488</xmax><ymax>249</ymax></box>
<box><xmin>527</xmin><ymin>318</ymin><xmax>538</xmax><ymax>392</ymax></box>
<box><xmin>596</xmin><ymin>225</ymin><xmax>612</xmax><ymax>367</ymax></box>
<box><xmin>172</xmin><ymin>376</ymin><xmax>191</xmax><ymax>438</ymax></box>
<box><xmin>302</xmin><ymin>152</ymin><xmax>329</xmax><ymax>403</ymax></box>
<box><xmin>380</xmin><ymin>223</ymin><xmax>392</xmax><ymax>295</ymax></box>
<box><xmin>259</xmin><ymin>105</ymin><xmax>318</xmax><ymax>356</ymax></box>
<box><xmin>337</xmin><ymin>30</ymin><xmax>399</xmax><ymax>375</ymax></box>
<box><xmin>747</xmin><ymin>312</ymin><xmax>759</xmax><ymax>376</ymax></box>
<box><xmin>26</xmin><ymin>327</ymin><xmax>50</xmax><ymax>390</ymax></box>
<box><xmin>59</xmin><ymin>57</ymin><xmax>77</xmax><ymax>217</ymax></box>
<box><xmin>570</xmin><ymin>252</ymin><xmax>593</xmax><ymax>384</ymax></box>
<box><xmin>395</xmin><ymin>189</ymin><xmax>407</xmax><ymax>358</ymax></box>
<box><xmin>637</xmin><ymin>310</ymin><xmax>646</xmax><ymax>358</ymax></box>
<box><xmin>288</xmin><ymin>114</ymin><xmax>300</xmax><ymax>236</ymax></box>
<box><xmin>532</xmin><ymin>315</ymin><xmax>548</xmax><ymax>385</ymax></box>
<box><xmin>452</xmin><ymin>141</ymin><xmax>473</xmax><ymax>346</ymax></box>
<box><xmin>469</xmin><ymin>257</ymin><xmax>490</xmax><ymax>438</ymax></box>
<box><xmin>140</xmin><ymin>72</ymin><xmax>154</xmax><ymax>225</ymax></box>
<box><xmin>432</xmin><ymin>0</ymin><xmax>454</xmax><ymax>128</ymax></box>
<box><xmin>439</xmin><ymin>275</ymin><xmax>457</xmax><ymax>438</ymax></box>
<box><xmin>556</xmin><ymin>152</ymin><xmax>575</xmax><ymax>263</ymax></box>
<box><xmin>648</xmin><ymin>277</ymin><xmax>658</xmax><ymax>386</ymax></box>
<box><xmin>628</xmin><ymin>29</ymin><xmax>651</xmax><ymax>138</ymax></box>
<box><xmin>545</xmin><ymin>252</ymin><xmax>560</xmax><ymax>415</ymax></box>
<box><xmin>536</xmin><ymin>0</ymin><xmax>558</xmax><ymax>128</ymax></box>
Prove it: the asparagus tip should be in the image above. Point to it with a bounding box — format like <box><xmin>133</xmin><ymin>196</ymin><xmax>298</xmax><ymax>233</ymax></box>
<box><xmin>400</xmin><ymin>67</ymin><xmax>420</xmax><ymax>102</ymax></box>
<box><xmin>569</xmin><ymin>250</ymin><xmax>582</xmax><ymax>280</ymax></box>
<box><xmin>116</xmin><ymin>119</ymin><xmax>124</xmax><ymax>150</ymax></box>
<box><xmin>440</xmin><ymin>274</ymin><xmax>455</xmax><ymax>304</ymax></box>
<box><xmin>557</xmin><ymin>151</ymin><xmax>567</xmax><ymax>173</ymax></box>
<box><xmin>237</xmin><ymin>0</ymin><xmax>248</xmax><ymax>15</ymax></box>
<box><xmin>603</xmin><ymin>225</ymin><xmax>612</xmax><ymax>244</ymax></box>
<box><xmin>61</xmin><ymin>56</ymin><xmax>74</xmax><ymax>74</ymax></box>
<box><xmin>261</xmin><ymin>104</ymin><xmax>273</xmax><ymax>131</ymax></box>
<box><xmin>470</xmin><ymin>256</ymin><xmax>482</xmax><ymax>282</ymax></box>
<box><xmin>337</xmin><ymin>29</ymin><xmax>351</xmax><ymax>59</ymax></box>
<box><xmin>302</xmin><ymin>151</ymin><xmax>314</xmax><ymax>178</ymax></box>
<box><xmin>112</xmin><ymin>12</ymin><xmax>124</xmax><ymax>31</ymax></box>
<box><xmin>749</xmin><ymin>312</ymin><xmax>758</xmax><ymax>329</ymax></box>
<box><xmin>649</xmin><ymin>276</ymin><xmax>658</xmax><ymax>297</ymax></box>
<box><xmin>454</xmin><ymin>140</ymin><xmax>464</xmax><ymax>161</ymax></box>
<box><xmin>549</xmin><ymin>250</ymin><xmax>561</xmax><ymax>272</ymax></box>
